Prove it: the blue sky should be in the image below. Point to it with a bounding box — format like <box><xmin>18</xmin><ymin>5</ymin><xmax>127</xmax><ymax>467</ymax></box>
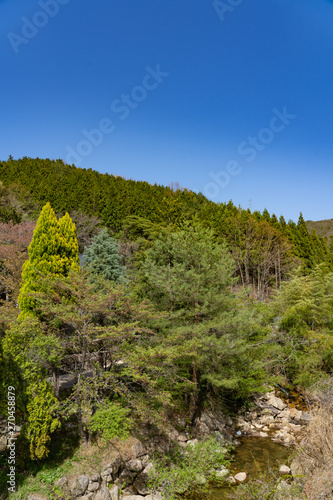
<box><xmin>1</xmin><ymin>0</ymin><xmax>333</xmax><ymax>222</ymax></box>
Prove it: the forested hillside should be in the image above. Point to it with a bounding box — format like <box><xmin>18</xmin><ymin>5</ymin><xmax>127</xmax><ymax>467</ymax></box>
<box><xmin>0</xmin><ymin>157</ymin><xmax>332</xmax><ymax>297</ymax></box>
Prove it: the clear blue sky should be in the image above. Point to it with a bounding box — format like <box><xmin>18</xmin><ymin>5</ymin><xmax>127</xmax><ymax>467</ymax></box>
<box><xmin>1</xmin><ymin>0</ymin><xmax>333</xmax><ymax>222</ymax></box>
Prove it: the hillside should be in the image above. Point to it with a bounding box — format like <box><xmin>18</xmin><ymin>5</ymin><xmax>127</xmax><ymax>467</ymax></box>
<box><xmin>0</xmin><ymin>157</ymin><xmax>333</xmax><ymax>287</ymax></box>
<box><xmin>306</xmin><ymin>219</ymin><xmax>333</xmax><ymax>241</ymax></box>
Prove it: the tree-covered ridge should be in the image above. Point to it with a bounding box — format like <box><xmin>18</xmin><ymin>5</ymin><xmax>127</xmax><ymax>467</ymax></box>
<box><xmin>0</xmin><ymin>157</ymin><xmax>332</xmax><ymax>286</ymax></box>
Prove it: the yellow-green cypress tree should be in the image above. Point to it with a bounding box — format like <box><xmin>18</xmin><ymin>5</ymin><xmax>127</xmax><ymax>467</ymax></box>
<box><xmin>18</xmin><ymin>202</ymin><xmax>79</xmax><ymax>316</ymax></box>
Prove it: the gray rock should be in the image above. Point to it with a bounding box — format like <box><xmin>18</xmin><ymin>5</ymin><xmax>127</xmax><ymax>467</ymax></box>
<box><xmin>121</xmin><ymin>486</ymin><xmax>137</xmax><ymax>496</ymax></box>
<box><xmin>121</xmin><ymin>496</ymin><xmax>145</xmax><ymax>500</ymax></box>
<box><xmin>88</xmin><ymin>481</ymin><xmax>100</xmax><ymax>492</ymax></box>
<box><xmin>107</xmin><ymin>457</ymin><xmax>123</xmax><ymax>479</ymax></box>
<box><xmin>126</xmin><ymin>459</ymin><xmax>143</xmax><ymax>472</ymax></box>
<box><xmin>90</xmin><ymin>473</ymin><xmax>101</xmax><ymax>482</ymax></box>
<box><xmin>80</xmin><ymin>495</ymin><xmax>94</xmax><ymax>500</ymax></box>
<box><xmin>177</xmin><ymin>434</ymin><xmax>187</xmax><ymax>442</ymax></box>
<box><xmin>69</xmin><ymin>475</ymin><xmax>89</xmax><ymax>496</ymax></box>
<box><xmin>145</xmin><ymin>494</ymin><xmax>162</xmax><ymax>500</ymax></box>
<box><xmin>267</xmin><ymin>396</ymin><xmax>286</xmax><ymax>411</ymax></box>
<box><xmin>116</xmin><ymin>469</ymin><xmax>137</xmax><ymax>487</ymax></box>
<box><xmin>279</xmin><ymin>464</ymin><xmax>291</xmax><ymax>474</ymax></box>
<box><xmin>94</xmin><ymin>484</ymin><xmax>112</xmax><ymax>500</ymax></box>
<box><xmin>102</xmin><ymin>467</ymin><xmax>113</xmax><ymax>478</ymax></box>
<box><xmin>186</xmin><ymin>439</ymin><xmax>199</xmax><ymax>447</ymax></box>
<box><xmin>133</xmin><ymin>473</ymin><xmax>150</xmax><ymax>495</ymax></box>
<box><xmin>131</xmin><ymin>441</ymin><xmax>146</xmax><ymax>458</ymax></box>
<box><xmin>234</xmin><ymin>472</ymin><xmax>247</xmax><ymax>482</ymax></box>
<box><xmin>142</xmin><ymin>463</ymin><xmax>154</xmax><ymax>475</ymax></box>
<box><xmin>110</xmin><ymin>484</ymin><xmax>120</xmax><ymax>500</ymax></box>
<box><xmin>299</xmin><ymin>411</ymin><xmax>313</xmax><ymax>423</ymax></box>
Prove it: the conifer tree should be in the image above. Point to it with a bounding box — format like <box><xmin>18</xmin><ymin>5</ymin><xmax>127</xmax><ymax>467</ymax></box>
<box><xmin>83</xmin><ymin>228</ymin><xmax>125</xmax><ymax>283</ymax></box>
<box><xmin>18</xmin><ymin>203</ymin><xmax>79</xmax><ymax>316</ymax></box>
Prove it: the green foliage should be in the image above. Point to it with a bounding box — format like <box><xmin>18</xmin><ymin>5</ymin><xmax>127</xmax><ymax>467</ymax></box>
<box><xmin>26</xmin><ymin>380</ymin><xmax>61</xmax><ymax>460</ymax></box>
<box><xmin>140</xmin><ymin>221</ymin><xmax>236</xmax><ymax>322</ymax></box>
<box><xmin>148</xmin><ymin>437</ymin><xmax>232</xmax><ymax>500</ymax></box>
<box><xmin>18</xmin><ymin>202</ymin><xmax>79</xmax><ymax>316</ymax></box>
<box><xmin>83</xmin><ymin>228</ymin><xmax>126</xmax><ymax>282</ymax></box>
<box><xmin>88</xmin><ymin>401</ymin><xmax>133</xmax><ymax>441</ymax></box>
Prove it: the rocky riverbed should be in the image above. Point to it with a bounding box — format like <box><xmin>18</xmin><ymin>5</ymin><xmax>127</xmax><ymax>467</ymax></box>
<box><xmin>1</xmin><ymin>389</ymin><xmax>314</xmax><ymax>500</ymax></box>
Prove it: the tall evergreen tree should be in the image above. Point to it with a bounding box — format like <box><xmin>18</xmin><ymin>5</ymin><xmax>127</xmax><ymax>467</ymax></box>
<box><xmin>83</xmin><ymin>228</ymin><xmax>125</xmax><ymax>282</ymax></box>
<box><xmin>18</xmin><ymin>203</ymin><xmax>79</xmax><ymax>316</ymax></box>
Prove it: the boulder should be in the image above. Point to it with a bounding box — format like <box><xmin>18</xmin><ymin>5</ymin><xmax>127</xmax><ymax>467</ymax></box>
<box><xmin>131</xmin><ymin>441</ymin><xmax>146</xmax><ymax>458</ymax></box>
<box><xmin>107</xmin><ymin>457</ymin><xmax>123</xmax><ymax>479</ymax></box>
<box><xmin>110</xmin><ymin>484</ymin><xmax>120</xmax><ymax>500</ymax></box>
<box><xmin>121</xmin><ymin>496</ymin><xmax>145</xmax><ymax>500</ymax></box>
<box><xmin>126</xmin><ymin>459</ymin><xmax>143</xmax><ymax>472</ymax></box>
<box><xmin>133</xmin><ymin>474</ymin><xmax>150</xmax><ymax>495</ymax></box>
<box><xmin>69</xmin><ymin>475</ymin><xmax>89</xmax><ymax>496</ymax></box>
<box><xmin>234</xmin><ymin>472</ymin><xmax>247</xmax><ymax>482</ymax></box>
<box><xmin>267</xmin><ymin>396</ymin><xmax>286</xmax><ymax>411</ymax></box>
<box><xmin>116</xmin><ymin>469</ymin><xmax>137</xmax><ymax>487</ymax></box>
<box><xmin>177</xmin><ymin>434</ymin><xmax>187</xmax><ymax>442</ymax></box>
<box><xmin>94</xmin><ymin>484</ymin><xmax>112</xmax><ymax>500</ymax></box>
<box><xmin>88</xmin><ymin>481</ymin><xmax>100</xmax><ymax>492</ymax></box>
<box><xmin>299</xmin><ymin>411</ymin><xmax>313</xmax><ymax>423</ymax></box>
<box><xmin>90</xmin><ymin>473</ymin><xmax>101</xmax><ymax>482</ymax></box>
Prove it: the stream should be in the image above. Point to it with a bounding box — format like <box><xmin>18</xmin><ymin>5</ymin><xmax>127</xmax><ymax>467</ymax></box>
<box><xmin>209</xmin><ymin>436</ymin><xmax>293</xmax><ymax>499</ymax></box>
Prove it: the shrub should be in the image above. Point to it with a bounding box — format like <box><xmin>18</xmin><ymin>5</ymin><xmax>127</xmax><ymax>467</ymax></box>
<box><xmin>148</xmin><ymin>437</ymin><xmax>232</xmax><ymax>500</ymax></box>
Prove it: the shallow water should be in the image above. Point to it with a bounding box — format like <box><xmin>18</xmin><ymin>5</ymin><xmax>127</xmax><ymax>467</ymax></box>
<box><xmin>208</xmin><ymin>436</ymin><xmax>293</xmax><ymax>500</ymax></box>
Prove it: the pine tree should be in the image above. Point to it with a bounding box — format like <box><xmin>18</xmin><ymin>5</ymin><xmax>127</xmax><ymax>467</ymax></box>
<box><xmin>18</xmin><ymin>203</ymin><xmax>79</xmax><ymax>316</ymax></box>
<box><xmin>83</xmin><ymin>228</ymin><xmax>125</xmax><ymax>282</ymax></box>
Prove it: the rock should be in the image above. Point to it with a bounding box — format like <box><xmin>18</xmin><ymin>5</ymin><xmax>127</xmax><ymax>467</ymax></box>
<box><xmin>227</xmin><ymin>476</ymin><xmax>237</xmax><ymax>484</ymax></box>
<box><xmin>186</xmin><ymin>439</ymin><xmax>199</xmax><ymax>447</ymax></box>
<box><xmin>259</xmin><ymin>432</ymin><xmax>268</xmax><ymax>437</ymax></box>
<box><xmin>121</xmin><ymin>496</ymin><xmax>145</xmax><ymax>500</ymax></box>
<box><xmin>88</xmin><ymin>481</ymin><xmax>100</xmax><ymax>492</ymax></box>
<box><xmin>80</xmin><ymin>495</ymin><xmax>94</xmax><ymax>500</ymax></box>
<box><xmin>107</xmin><ymin>457</ymin><xmax>123</xmax><ymax>478</ymax></box>
<box><xmin>279</xmin><ymin>465</ymin><xmax>291</xmax><ymax>474</ymax></box>
<box><xmin>133</xmin><ymin>474</ymin><xmax>150</xmax><ymax>495</ymax></box>
<box><xmin>177</xmin><ymin>434</ymin><xmax>187</xmax><ymax>442</ymax></box>
<box><xmin>55</xmin><ymin>476</ymin><xmax>68</xmax><ymax>488</ymax></box>
<box><xmin>122</xmin><ymin>486</ymin><xmax>137</xmax><ymax>496</ymax></box>
<box><xmin>94</xmin><ymin>484</ymin><xmax>112</xmax><ymax>500</ymax></box>
<box><xmin>215</xmin><ymin>467</ymin><xmax>229</xmax><ymax>479</ymax></box>
<box><xmin>116</xmin><ymin>469</ymin><xmax>137</xmax><ymax>487</ymax></box>
<box><xmin>142</xmin><ymin>463</ymin><xmax>154</xmax><ymax>475</ymax></box>
<box><xmin>127</xmin><ymin>459</ymin><xmax>143</xmax><ymax>472</ymax></box>
<box><xmin>267</xmin><ymin>396</ymin><xmax>286</xmax><ymax>411</ymax></box>
<box><xmin>131</xmin><ymin>441</ymin><xmax>146</xmax><ymax>458</ymax></box>
<box><xmin>90</xmin><ymin>473</ymin><xmax>101</xmax><ymax>482</ymax></box>
<box><xmin>69</xmin><ymin>475</ymin><xmax>89</xmax><ymax>496</ymax></box>
<box><xmin>102</xmin><ymin>467</ymin><xmax>113</xmax><ymax>478</ymax></box>
<box><xmin>110</xmin><ymin>484</ymin><xmax>120</xmax><ymax>500</ymax></box>
<box><xmin>234</xmin><ymin>472</ymin><xmax>247</xmax><ymax>482</ymax></box>
<box><xmin>299</xmin><ymin>411</ymin><xmax>313</xmax><ymax>423</ymax></box>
